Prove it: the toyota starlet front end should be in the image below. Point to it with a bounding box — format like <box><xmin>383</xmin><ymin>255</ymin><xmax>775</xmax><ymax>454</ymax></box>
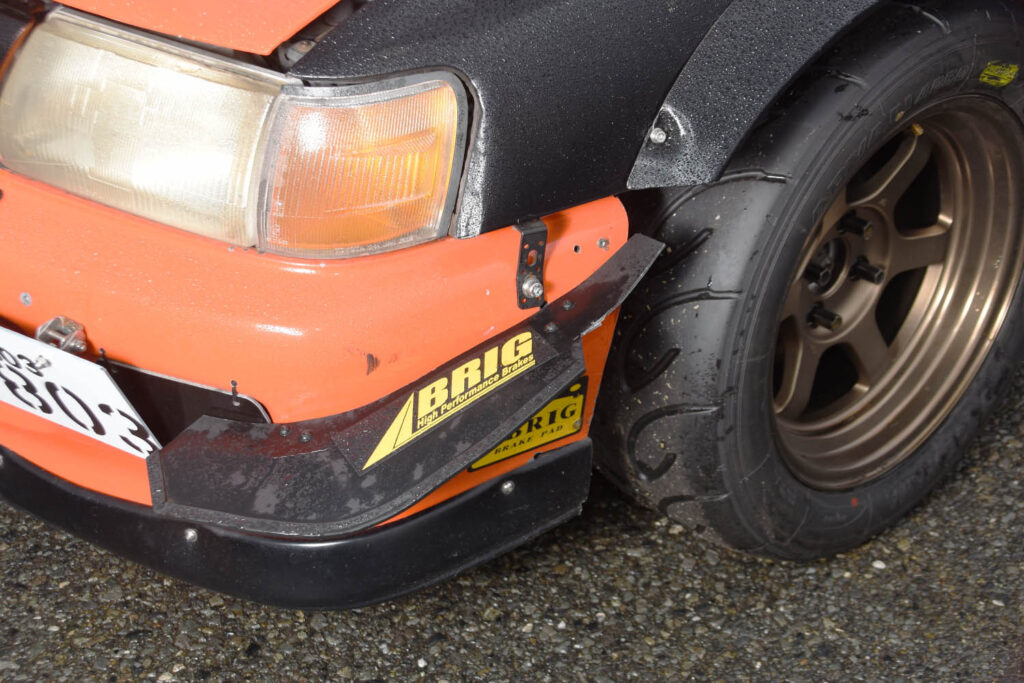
<box><xmin>0</xmin><ymin>4</ymin><xmax>658</xmax><ymax>607</ymax></box>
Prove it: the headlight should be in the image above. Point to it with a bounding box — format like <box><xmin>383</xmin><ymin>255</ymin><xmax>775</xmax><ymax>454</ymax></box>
<box><xmin>0</xmin><ymin>9</ymin><xmax>467</xmax><ymax>258</ymax></box>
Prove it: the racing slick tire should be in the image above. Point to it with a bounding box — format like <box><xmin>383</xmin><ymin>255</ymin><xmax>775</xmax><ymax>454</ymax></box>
<box><xmin>594</xmin><ymin>0</ymin><xmax>1024</xmax><ymax>558</ymax></box>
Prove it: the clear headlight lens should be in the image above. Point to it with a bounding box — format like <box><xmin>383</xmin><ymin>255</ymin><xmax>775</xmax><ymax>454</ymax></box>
<box><xmin>0</xmin><ymin>9</ymin><xmax>467</xmax><ymax>258</ymax></box>
<box><xmin>0</xmin><ymin>10</ymin><xmax>284</xmax><ymax>246</ymax></box>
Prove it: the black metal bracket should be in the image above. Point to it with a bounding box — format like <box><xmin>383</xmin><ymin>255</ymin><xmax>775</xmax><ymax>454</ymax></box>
<box><xmin>515</xmin><ymin>219</ymin><xmax>548</xmax><ymax>309</ymax></box>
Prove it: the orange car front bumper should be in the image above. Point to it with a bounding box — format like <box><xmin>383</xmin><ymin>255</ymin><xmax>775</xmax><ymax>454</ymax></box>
<box><xmin>0</xmin><ymin>168</ymin><xmax>634</xmax><ymax>514</ymax></box>
<box><xmin>0</xmin><ymin>179</ymin><xmax>661</xmax><ymax>606</ymax></box>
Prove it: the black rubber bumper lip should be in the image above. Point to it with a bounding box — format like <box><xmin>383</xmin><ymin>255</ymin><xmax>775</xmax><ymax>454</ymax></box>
<box><xmin>0</xmin><ymin>439</ymin><xmax>592</xmax><ymax>610</ymax></box>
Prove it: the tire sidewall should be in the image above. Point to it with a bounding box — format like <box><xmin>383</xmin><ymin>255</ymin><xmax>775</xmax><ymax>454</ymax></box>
<box><xmin>722</xmin><ymin>9</ymin><xmax>1024</xmax><ymax>555</ymax></box>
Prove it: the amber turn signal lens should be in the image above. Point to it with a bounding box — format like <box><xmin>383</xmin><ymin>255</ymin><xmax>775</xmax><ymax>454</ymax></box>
<box><xmin>258</xmin><ymin>79</ymin><xmax>463</xmax><ymax>258</ymax></box>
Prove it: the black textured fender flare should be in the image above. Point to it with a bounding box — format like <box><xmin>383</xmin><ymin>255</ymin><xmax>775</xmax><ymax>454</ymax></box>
<box><xmin>628</xmin><ymin>0</ymin><xmax>889</xmax><ymax>190</ymax></box>
<box><xmin>292</xmin><ymin>0</ymin><xmax>894</xmax><ymax>233</ymax></box>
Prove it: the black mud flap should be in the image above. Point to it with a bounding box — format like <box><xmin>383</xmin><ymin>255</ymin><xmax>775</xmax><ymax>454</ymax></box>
<box><xmin>148</xmin><ymin>235</ymin><xmax>663</xmax><ymax>537</ymax></box>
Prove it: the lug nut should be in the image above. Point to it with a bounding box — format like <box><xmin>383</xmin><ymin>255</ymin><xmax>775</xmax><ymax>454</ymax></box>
<box><xmin>839</xmin><ymin>213</ymin><xmax>873</xmax><ymax>240</ymax></box>
<box><xmin>803</xmin><ymin>263</ymin><xmax>833</xmax><ymax>288</ymax></box>
<box><xmin>850</xmin><ymin>257</ymin><xmax>885</xmax><ymax>284</ymax></box>
<box><xmin>808</xmin><ymin>304</ymin><xmax>843</xmax><ymax>331</ymax></box>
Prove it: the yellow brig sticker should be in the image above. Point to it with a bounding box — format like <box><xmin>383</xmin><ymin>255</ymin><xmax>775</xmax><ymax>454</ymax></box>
<box><xmin>364</xmin><ymin>331</ymin><xmax>536</xmax><ymax>469</ymax></box>
<box><xmin>470</xmin><ymin>381</ymin><xmax>586</xmax><ymax>470</ymax></box>
<box><xmin>979</xmin><ymin>61</ymin><xmax>1019</xmax><ymax>88</ymax></box>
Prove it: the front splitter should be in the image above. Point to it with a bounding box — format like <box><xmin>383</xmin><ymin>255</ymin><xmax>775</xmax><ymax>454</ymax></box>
<box><xmin>0</xmin><ymin>440</ymin><xmax>591</xmax><ymax>610</ymax></box>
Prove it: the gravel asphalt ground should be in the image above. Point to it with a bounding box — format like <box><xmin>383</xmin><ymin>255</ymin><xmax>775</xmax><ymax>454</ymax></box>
<box><xmin>2</xmin><ymin>368</ymin><xmax>1024</xmax><ymax>681</ymax></box>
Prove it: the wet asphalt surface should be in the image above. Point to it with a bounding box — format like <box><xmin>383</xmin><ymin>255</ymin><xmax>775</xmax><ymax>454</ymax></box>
<box><xmin>2</xmin><ymin>372</ymin><xmax>1024</xmax><ymax>681</ymax></box>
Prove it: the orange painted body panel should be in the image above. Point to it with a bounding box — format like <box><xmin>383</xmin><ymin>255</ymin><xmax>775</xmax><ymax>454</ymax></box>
<box><xmin>0</xmin><ymin>401</ymin><xmax>151</xmax><ymax>504</ymax></box>
<box><xmin>0</xmin><ymin>168</ymin><xmax>627</xmax><ymax>505</ymax></box>
<box><xmin>59</xmin><ymin>0</ymin><xmax>336</xmax><ymax>55</ymax></box>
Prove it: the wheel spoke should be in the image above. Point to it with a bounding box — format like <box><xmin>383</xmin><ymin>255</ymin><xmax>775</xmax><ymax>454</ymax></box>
<box><xmin>821</xmin><ymin>192</ymin><xmax>853</xmax><ymax>235</ymax></box>
<box><xmin>770</xmin><ymin>97</ymin><xmax>1024</xmax><ymax>491</ymax></box>
<box><xmin>849</xmin><ymin>132</ymin><xmax>934</xmax><ymax>212</ymax></box>
<box><xmin>843</xmin><ymin>316</ymin><xmax>893</xmax><ymax>386</ymax></box>
<box><xmin>888</xmin><ymin>226</ymin><xmax>951</xmax><ymax>275</ymax></box>
<box><xmin>776</xmin><ymin>334</ymin><xmax>825</xmax><ymax>419</ymax></box>
<box><xmin>779</xmin><ymin>280</ymin><xmax>810</xmax><ymax>322</ymax></box>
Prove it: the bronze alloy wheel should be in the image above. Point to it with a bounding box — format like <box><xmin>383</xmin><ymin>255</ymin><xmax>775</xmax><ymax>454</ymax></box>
<box><xmin>595</xmin><ymin>0</ymin><xmax>1024</xmax><ymax>558</ymax></box>
<box><xmin>773</xmin><ymin>96</ymin><xmax>1024</xmax><ymax>490</ymax></box>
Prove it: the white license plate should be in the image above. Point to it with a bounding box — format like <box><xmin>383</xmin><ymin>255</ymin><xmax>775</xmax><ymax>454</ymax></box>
<box><xmin>0</xmin><ymin>325</ymin><xmax>160</xmax><ymax>457</ymax></box>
